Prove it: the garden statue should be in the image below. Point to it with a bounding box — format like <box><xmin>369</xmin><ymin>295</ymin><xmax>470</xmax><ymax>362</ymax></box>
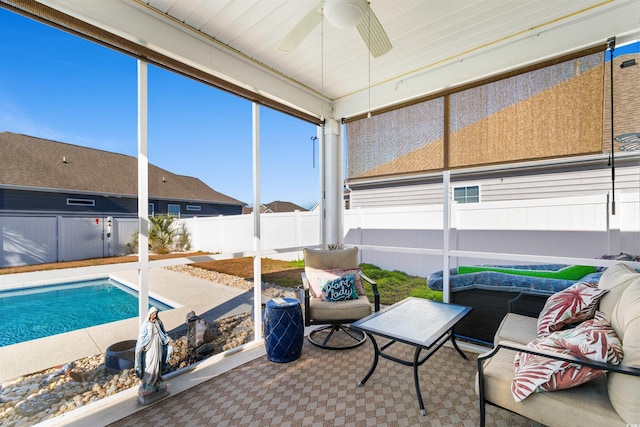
<box><xmin>134</xmin><ymin>306</ymin><xmax>174</xmax><ymax>405</ymax></box>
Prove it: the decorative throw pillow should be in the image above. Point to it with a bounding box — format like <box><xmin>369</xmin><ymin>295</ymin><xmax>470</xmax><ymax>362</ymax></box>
<box><xmin>321</xmin><ymin>274</ymin><xmax>359</xmax><ymax>302</ymax></box>
<box><xmin>512</xmin><ymin>311</ymin><xmax>623</xmax><ymax>402</ymax></box>
<box><xmin>536</xmin><ymin>282</ymin><xmax>608</xmax><ymax>337</ymax></box>
<box><xmin>305</xmin><ymin>267</ymin><xmax>364</xmax><ymax>298</ymax></box>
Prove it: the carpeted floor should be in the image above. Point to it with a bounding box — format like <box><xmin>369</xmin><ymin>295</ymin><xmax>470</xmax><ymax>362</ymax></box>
<box><xmin>109</xmin><ymin>338</ymin><xmax>543</xmax><ymax>426</ymax></box>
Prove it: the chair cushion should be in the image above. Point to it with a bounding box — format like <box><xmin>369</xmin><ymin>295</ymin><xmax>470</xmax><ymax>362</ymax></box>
<box><xmin>321</xmin><ymin>274</ymin><xmax>358</xmax><ymax>302</ymax></box>
<box><xmin>309</xmin><ymin>294</ymin><xmax>372</xmax><ymax>322</ymax></box>
<box><xmin>512</xmin><ymin>311</ymin><xmax>623</xmax><ymax>402</ymax></box>
<box><xmin>303</xmin><ymin>247</ymin><xmax>359</xmax><ymax>270</ymax></box>
<box><xmin>607</xmin><ymin>277</ymin><xmax>640</xmax><ymax>424</ymax></box>
<box><xmin>597</xmin><ymin>263</ymin><xmax>640</xmax><ymax>322</ymax></box>
<box><xmin>536</xmin><ymin>282</ymin><xmax>607</xmax><ymax>337</ymax></box>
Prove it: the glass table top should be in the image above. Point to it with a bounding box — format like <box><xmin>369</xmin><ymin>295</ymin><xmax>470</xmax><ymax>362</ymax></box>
<box><xmin>352</xmin><ymin>297</ymin><xmax>472</xmax><ymax>348</ymax></box>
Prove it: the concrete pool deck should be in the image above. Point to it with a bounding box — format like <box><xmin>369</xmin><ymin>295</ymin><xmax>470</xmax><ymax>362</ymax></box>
<box><xmin>0</xmin><ymin>268</ymin><xmax>254</xmax><ymax>381</ymax></box>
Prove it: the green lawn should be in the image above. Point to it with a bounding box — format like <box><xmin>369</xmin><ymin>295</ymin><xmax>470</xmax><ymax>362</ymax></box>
<box><xmin>360</xmin><ymin>263</ymin><xmax>442</xmax><ymax>305</ymax></box>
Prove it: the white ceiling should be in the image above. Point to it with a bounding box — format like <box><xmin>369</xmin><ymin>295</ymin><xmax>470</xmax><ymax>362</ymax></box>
<box><xmin>38</xmin><ymin>0</ymin><xmax>640</xmax><ymax>120</ymax></box>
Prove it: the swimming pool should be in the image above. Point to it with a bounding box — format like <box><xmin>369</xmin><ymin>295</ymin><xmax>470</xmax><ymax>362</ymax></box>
<box><xmin>0</xmin><ymin>278</ymin><xmax>173</xmax><ymax>347</ymax></box>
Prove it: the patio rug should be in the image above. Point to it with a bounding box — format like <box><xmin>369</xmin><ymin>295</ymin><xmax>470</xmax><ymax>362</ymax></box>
<box><xmin>109</xmin><ymin>338</ymin><xmax>543</xmax><ymax>426</ymax></box>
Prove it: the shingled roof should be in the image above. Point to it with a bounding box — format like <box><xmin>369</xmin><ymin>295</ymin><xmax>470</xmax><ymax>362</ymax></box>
<box><xmin>264</xmin><ymin>201</ymin><xmax>307</xmax><ymax>213</ymax></box>
<box><xmin>0</xmin><ymin>132</ymin><xmax>244</xmax><ymax>206</ymax></box>
<box><xmin>242</xmin><ymin>201</ymin><xmax>308</xmax><ymax>214</ymax></box>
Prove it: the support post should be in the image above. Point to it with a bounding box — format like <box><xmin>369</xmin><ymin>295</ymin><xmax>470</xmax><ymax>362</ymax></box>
<box><xmin>443</xmin><ymin>171</ymin><xmax>451</xmax><ymax>304</ymax></box>
<box><xmin>323</xmin><ymin>119</ymin><xmax>341</xmax><ymax>248</ymax></box>
<box><xmin>137</xmin><ymin>60</ymin><xmax>150</xmax><ymax>323</ymax></box>
<box><xmin>252</xmin><ymin>102</ymin><xmax>263</xmax><ymax>341</ymax></box>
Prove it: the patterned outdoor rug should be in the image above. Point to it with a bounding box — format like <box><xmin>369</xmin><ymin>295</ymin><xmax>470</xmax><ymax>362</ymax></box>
<box><xmin>109</xmin><ymin>338</ymin><xmax>542</xmax><ymax>426</ymax></box>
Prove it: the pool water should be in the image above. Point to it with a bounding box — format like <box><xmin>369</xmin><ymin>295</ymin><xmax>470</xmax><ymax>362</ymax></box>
<box><xmin>0</xmin><ymin>279</ymin><xmax>172</xmax><ymax>347</ymax></box>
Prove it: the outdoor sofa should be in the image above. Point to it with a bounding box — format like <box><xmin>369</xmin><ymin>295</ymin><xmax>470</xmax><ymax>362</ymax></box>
<box><xmin>427</xmin><ymin>264</ymin><xmax>602</xmax><ymax>344</ymax></box>
<box><xmin>476</xmin><ymin>263</ymin><xmax>640</xmax><ymax>426</ymax></box>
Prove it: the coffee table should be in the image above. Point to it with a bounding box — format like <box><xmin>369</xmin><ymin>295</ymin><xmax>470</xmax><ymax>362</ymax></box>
<box><xmin>351</xmin><ymin>297</ymin><xmax>472</xmax><ymax>416</ymax></box>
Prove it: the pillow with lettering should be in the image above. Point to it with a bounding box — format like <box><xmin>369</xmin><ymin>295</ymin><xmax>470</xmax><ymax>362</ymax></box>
<box><xmin>305</xmin><ymin>267</ymin><xmax>364</xmax><ymax>298</ymax></box>
<box><xmin>321</xmin><ymin>274</ymin><xmax>359</xmax><ymax>302</ymax></box>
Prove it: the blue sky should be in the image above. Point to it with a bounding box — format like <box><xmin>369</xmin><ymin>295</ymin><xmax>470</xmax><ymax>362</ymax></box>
<box><xmin>0</xmin><ymin>9</ymin><xmax>320</xmax><ymax>209</ymax></box>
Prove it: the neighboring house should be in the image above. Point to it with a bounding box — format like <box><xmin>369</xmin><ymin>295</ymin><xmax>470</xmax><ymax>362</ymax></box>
<box><xmin>0</xmin><ymin>132</ymin><xmax>245</xmax><ymax>218</ymax></box>
<box><xmin>243</xmin><ymin>201</ymin><xmax>308</xmax><ymax>214</ymax></box>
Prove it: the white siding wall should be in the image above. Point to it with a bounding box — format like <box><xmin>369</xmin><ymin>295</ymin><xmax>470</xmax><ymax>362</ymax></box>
<box><xmin>349</xmin><ymin>161</ymin><xmax>640</xmax><ymax>208</ymax></box>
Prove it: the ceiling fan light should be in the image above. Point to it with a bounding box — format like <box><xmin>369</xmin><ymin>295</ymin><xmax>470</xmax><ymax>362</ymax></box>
<box><xmin>324</xmin><ymin>0</ymin><xmax>367</xmax><ymax>28</ymax></box>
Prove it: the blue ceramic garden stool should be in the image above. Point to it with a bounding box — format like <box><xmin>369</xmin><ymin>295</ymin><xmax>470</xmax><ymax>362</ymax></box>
<box><xmin>264</xmin><ymin>298</ymin><xmax>304</xmax><ymax>363</ymax></box>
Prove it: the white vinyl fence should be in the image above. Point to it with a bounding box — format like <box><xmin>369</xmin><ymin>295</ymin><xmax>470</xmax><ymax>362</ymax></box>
<box><xmin>182</xmin><ymin>210</ymin><xmax>320</xmax><ymax>260</ymax></box>
<box><xmin>0</xmin><ymin>211</ymin><xmax>320</xmax><ymax>267</ymax></box>
<box><xmin>344</xmin><ymin>193</ymin><xmax>640</xmax><ymax>277</ymax></box>
<box><xmin>1</xmin><ymin>193</ymin><xmax>639</xmax><ymax>277</ymax></box>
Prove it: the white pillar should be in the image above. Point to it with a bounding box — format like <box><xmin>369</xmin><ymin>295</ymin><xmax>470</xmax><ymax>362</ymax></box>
<box><xmin>443</xmin><ymin>170</ymin><xmax>450</xmax><ymax>304</ymax></box>
<box><xmin>252</xmin><ymin>103</ymin><xmax>262</xmax><ymax>341</ymax></box>
<box><xmin>137</xmin><ymin>60</ymin><xmax>150</xmax><ymax>323</ymax></box>
<box><xmin>323</xmin><ymin>119</ymin><xmax>341</xmax><ymax>248</ymax></box>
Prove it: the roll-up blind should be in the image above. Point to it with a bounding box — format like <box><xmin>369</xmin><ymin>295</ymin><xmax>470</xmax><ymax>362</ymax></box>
<box><xmin>346</xmin><ymin>47</ymin><xmax>606</xmax><ymax>181</ymax></box>
<box><xmin>448</xmin><ymin>52</ymin><xmax>604</xmax><ymax>168</ymax></box>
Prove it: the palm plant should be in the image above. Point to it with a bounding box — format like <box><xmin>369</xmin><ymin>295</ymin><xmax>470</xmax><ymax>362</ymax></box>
<box><xmin>149</xmin><ymin>215</ymin><xmax>176</xmax><ymax>254</ymax></box>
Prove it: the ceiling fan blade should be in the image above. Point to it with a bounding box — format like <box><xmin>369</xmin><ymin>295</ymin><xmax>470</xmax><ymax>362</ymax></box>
<box><xmin>356</xmin><ymin>6</ymin><xmax>392</xmax><ymax>58</ymax></box>
<box><xmin>277</xmin><ymin>4</ymin><xmax>323</xmax><ymax>52</ymax></box>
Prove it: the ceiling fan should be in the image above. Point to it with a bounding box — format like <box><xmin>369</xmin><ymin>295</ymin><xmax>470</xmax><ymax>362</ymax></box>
<box><xmin>277</xmin><ymin>0</ymin><xmax>392</xmax><ymax>58</ymax></box>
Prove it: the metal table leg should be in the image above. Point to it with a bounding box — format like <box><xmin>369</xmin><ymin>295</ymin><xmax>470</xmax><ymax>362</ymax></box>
<box><xmin>413</xmin><ymin>347</ymin><xmax>426</xmax><ymax>416</ymax></box>
<box><xmin>358</xmin><ymin>333</ymin><xmax>379</xmax><ymax>387</ymax></box>
<box><xmin>451</xmin><ymin>333</ymin><xmax>468</xmax><ymax>360</ymax></box>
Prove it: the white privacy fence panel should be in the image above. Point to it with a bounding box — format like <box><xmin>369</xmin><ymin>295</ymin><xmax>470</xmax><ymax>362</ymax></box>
<box><xmin>184</xmin><ymin>215</ymin><xmax>254</xmax><ymax>254</ymax></box>
<box><xmin>115</xmin><ymin>218</ymin><xmax>139</xmax><ymax>255</ymax></box>
<box><xmin>344</xmin><ymin>205</ymin><xmax>443</xmax><ymax>230</ymax></box>
<box><xmin>59</xmin><ymin>217</ymin><xmax>106</xmax><ymax>261</ymax></box>
<box><xmin>454</xmin><ymin>194</ymin><xmax>609</xmax><ymax>231</ymax></box>
<box><xmin>343</xmin><ymin>205</ymin><xmax>446</xmax><ymax>276</ymax></box>
<box><xmin>0</xmin><ymin>216</ymin><xmax>58</xmax><ymax>266</ymax></box>
<box><xmin>183</xmin><ymin>211</ymin><xmax>320</xmax><ymax>259</ymax></box>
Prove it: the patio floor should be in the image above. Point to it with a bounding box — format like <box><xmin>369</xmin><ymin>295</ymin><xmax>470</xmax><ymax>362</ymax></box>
<box><xmin>104</xmin><ymin>338</ymin><xmax>543</xmax><ymax>427</ymax></box>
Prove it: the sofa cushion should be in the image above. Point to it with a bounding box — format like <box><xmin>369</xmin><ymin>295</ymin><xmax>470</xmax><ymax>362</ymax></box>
<box><xmin>512</xmin><ymin>311</ymin><xmax>623</xmax><ymax>402</ymax></box>
<box><xmin>607</xmin><ymin>277</ymin><xmax>640</xmax><ymax>424</ymax></box>
<box><xmin>597</xmin><ymin>263</ymin><xmax>640</xmax><ymax>322</ymax></box>
<box><xmin>477</xmin><ymin>347</ymin><xmax>621</xmax><ymax>426</ymax></box>
<box><xmin>536</xmin><ymin>282</ymin><xmax>607</xmax><ymax>337</ymax></box>
<box><xmin>494</xmin><ymin>313</ymin><xmax>539</xmax><ymax>347</ymax></box>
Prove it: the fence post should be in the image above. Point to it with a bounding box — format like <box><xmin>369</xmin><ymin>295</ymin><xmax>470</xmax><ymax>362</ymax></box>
<box><xmin>218</xmin><ymin>214</ymin><xmax>224</xmax><ymax>253</ymax></box>
<box><xmin>56</xmin><ymin>216</ymin><xmax>63</xmax><ymax>262</ymax></box>
<box><xmin>295</xmin><ymin>209</ymin><xmax>302</xmax><ymax>259</ymax></box>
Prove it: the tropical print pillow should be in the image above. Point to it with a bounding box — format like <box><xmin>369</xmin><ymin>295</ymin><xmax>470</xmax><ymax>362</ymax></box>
<box><xmin>537</xmin><ymin>282</ymin><xmax>608</xmax><ymax>337</ymax></box>
<box><xmin>512</xmin><ymin>311</ymin><xmax>623</xmax><ymax>402</ymax></box>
